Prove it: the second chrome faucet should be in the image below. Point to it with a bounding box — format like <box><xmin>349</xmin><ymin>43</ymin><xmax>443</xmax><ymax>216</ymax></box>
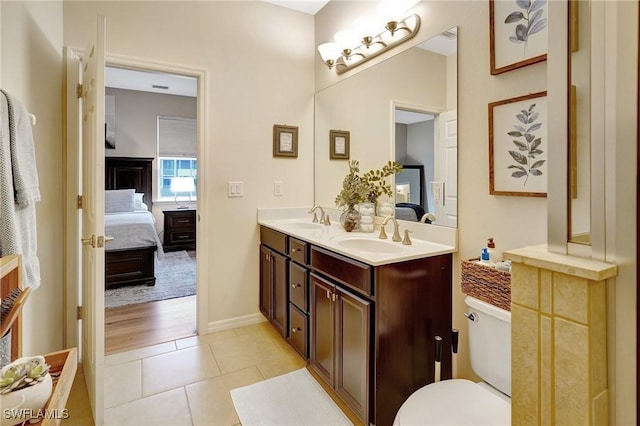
<box><xmin>309</xmin><ymin>205</ymin><xmax>331</xmax><ymax>226</ymax></box>
<box><xmin>379</xmin><ymin>215</ymin><xmax>402</xmax><ymax>242</ymax></box>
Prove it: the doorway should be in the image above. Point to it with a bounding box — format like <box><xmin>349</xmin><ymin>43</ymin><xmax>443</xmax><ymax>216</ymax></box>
<box><xmin>103</xmin><ymin>66</ymin><xmax>199</xmax><ymax>354</ymax></box>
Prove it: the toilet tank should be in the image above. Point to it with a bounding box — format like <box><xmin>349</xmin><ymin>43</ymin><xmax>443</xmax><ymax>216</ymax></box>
<box><xmin>465</xmin><ymin>295</ymin><xmax>511</xmax><ymax>396</ymax></box>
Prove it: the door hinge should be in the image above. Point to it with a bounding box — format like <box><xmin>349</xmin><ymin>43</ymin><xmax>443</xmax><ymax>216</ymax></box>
<box><xmin>77</xmin><ymin>195</ymin><xmax>83</xmax><ymax>209</ymax></box>
<box><xmin>76</xmin><ymin>83</ymin><xmax>83</xmax><ymax>99</ymax></box>
<box><xmin>76</xmin><ymin>305</ymin><xmax>83</xmax><ymax>320</ymax></box>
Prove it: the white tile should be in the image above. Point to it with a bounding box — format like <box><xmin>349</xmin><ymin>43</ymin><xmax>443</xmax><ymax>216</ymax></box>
<box><xmin>142</xmin><ymin>345</ymin><xmax>221</xmax><ymax>396</ymax></box>
<box><xmin>106</xmin><ymin>341</ymin><xmax>177</xmax><ymax>366</ymax></box>
<box><xmin>104</xmin><ymin>360</ymin><xmax>142</xmax><ymax>408</ymax></box>
<box><xmin>104</xmin><ymin>387</ymin><xmax>192</xmax><ymax>426</ymax></box>
<box><xmin>175</xmin><ymin>329</ymin><xmax>237</xmax><ymax>350</ymax></box>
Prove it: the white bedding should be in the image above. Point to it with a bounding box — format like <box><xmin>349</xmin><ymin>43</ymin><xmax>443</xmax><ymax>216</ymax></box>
<box><xmin>105</xmin><ymin>211</ymin><xmax>163</xmax><ymax>256</ymax></box>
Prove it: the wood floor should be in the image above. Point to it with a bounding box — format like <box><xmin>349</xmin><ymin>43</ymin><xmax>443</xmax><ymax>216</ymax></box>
<box><xmin>104</xmin><ymin>295</ymin><xmax>197</xmax><ymax>355</ymax></box>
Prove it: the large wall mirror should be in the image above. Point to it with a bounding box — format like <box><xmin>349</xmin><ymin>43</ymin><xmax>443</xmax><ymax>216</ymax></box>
<box><xmin>314</xmin><ymin>27</ymin><xmax>458</xmax><ymax>228</ymax></box>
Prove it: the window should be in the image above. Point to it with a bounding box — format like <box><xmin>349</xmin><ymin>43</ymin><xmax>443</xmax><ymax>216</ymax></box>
<box><xmin>159</xmin><ymin>157</ymin><xmax>197</xmax><ymax>198</ymax></box>
<box><xmin>157</xmin><ymin>117</ymin><xmax>197</xmax><ymax>200</ymax></box>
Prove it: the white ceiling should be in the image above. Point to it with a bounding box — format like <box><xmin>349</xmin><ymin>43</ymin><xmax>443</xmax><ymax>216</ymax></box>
<box><xmin>395</xmin><ymin>110</ymin><xmax>434</xmax><ymax>125</ymax></box>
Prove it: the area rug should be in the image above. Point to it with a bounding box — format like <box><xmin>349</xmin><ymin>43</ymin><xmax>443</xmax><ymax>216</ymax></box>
<box><xmin>105</xmin><ymin>250</ymin><xmax>196</xmax><ymax>309</ymax></box>
<box><xmin>230</xmin><ymin>368</ymin><xmax>353</xmax><ymax>426</ymax></box>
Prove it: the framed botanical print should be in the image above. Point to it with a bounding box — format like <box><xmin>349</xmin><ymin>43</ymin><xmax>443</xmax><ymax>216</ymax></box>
<box><xmin>489</xmin><ymin>91</ymin><xmax>548</xmax><ymax>197</ymax></box>
<box><xmin>490</xmin><ymin>0</ymin><xmax>548</xmax><ymax>75</ymax></box>
<box><xmin>273</xmin><ymin>124</ymin><xmax>298</xmax><ymax>158</ymax></box>
<box><xmin>329</xmin><ymin>130</ymin><xmax>350</xmax><ymax>160</ymax></box>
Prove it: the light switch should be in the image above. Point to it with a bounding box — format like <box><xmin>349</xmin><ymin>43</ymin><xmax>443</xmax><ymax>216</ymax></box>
<box><xmin>274</xmin><ymin>181</ymin><xmax>284</xmax><ymax>196</ymax></box>
<box><xmin>228</xmin><ymin>181</ymin><xmax>244</xmax><ymax>197</ymax></box>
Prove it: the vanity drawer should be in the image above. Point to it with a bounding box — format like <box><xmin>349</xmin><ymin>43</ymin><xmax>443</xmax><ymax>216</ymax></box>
<box><xmin>260</xmin><ymin>226</ymin><xmax>287</xmax><ymax>254</ymax></box>
<box><xmin>310</xmin><ymin>246</ymin><xmax>373</xmax><ymax>298</ymax></box>
<box><xmin>289</xmin><ymin>303</ymin><xmax>308</xmax><ymax>359</ymax></box>
<box><xmin>289</xmin><ymin>262</ymin><xmax>308</xmax><ymax>312</ymax></box>
<box><xmin>289</xmin><ymin>238</ymin><xmax>308</xmax><ymax>265</ymax></box>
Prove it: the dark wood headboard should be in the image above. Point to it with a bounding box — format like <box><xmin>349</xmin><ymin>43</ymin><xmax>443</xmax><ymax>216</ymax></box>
<box><xmin>105</xmin><ymin>157</ymin><xmax>154</xmax><ymax>211</ymax></box>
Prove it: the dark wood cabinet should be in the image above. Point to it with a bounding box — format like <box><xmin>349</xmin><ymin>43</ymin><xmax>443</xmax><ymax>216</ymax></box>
<box><xmin>259</xmin><ymin>225</ymin><xmax>452</xmax><ymax>426</ymax></box>
<box><xmin>259</xmin><ymin>228</ymin><xmax>289</xmax><ymax>338</ymax></box>
<box><xmin>310</xmin><ymin>272</ymin><xmax>371</xmax><ymax>422</ymax></box>
<box><xmin>163</xmin><ymin>209</ymin><xmax>196</xmax><ymax>251</ymax></box>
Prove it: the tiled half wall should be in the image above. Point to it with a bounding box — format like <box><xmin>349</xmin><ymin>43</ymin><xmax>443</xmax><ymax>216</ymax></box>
<box><xmin>505</xmin><ymin>246</ymin><xmax>617</xmax><ymax>425</ymax></box>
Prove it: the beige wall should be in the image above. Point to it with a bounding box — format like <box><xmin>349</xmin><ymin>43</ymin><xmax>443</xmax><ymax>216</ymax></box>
<box><xmin>0</xmin><ymin>1</ymin><xmax>64</xmax><ymax>356</ymax></box>
<box><xmin>0</xmin><ymin>1</ymin><xmax>635</xmax><ymax>423</ymax></box>
<box><xmin>63</xmin><ymin>1</ymin><xmax>316</xmax><ymax>326</ymax></box>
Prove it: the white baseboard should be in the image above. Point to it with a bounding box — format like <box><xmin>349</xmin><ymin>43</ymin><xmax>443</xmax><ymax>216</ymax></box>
<box><xmin>206</xmin><ymin>312</ymin><xmax>267</xmax><ymax>334</ymax></box>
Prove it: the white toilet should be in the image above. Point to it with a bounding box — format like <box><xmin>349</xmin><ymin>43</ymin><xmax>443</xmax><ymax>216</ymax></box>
<box><xmin>394</xmin><ymin>295</ymin><xmax>511</xmax><ymax>425</ymax></box>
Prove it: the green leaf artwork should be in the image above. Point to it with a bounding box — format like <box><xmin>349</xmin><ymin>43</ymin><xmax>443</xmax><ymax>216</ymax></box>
<box><xmin>505</xmin><ymin>0</ymin><xmax>547</xmax><ymax>54</ymax></box>
<box><xmin>507</xmin><ymin>102</ymin><xmax>545</xmax><ymax>185</ymax></box>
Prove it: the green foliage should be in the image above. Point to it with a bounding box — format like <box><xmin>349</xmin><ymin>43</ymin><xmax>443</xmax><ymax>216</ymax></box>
<box><xmin>0</xmin><ymin>357</ymin><xmax>50</xmax><ymax>394</ymax></box>
<box><xmin>335</xmin><ymin>160</ymin><xmax>403</xmax><ymax>208</ymax></box>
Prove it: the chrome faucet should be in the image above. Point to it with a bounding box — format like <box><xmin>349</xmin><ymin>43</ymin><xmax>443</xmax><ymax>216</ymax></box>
<box><xmin>309</xmin><ymin>205</ymin><xmax>326</xmax><ymax>224</ymax></box>
<box><xmin>379</xmin><ymin>215</ymin><xmax>402</xmax><ymax>242</ymax></box>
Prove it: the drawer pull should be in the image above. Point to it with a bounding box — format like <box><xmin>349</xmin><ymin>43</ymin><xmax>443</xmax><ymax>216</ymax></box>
<box><xmin>177</xmin><ymin>235</ymin><xmax>190</xmax><ymax>239</ymax></box>
<box><xmin>291</xmin><ymin>327</ymin><xmax>302</xmax><ymax>333</ymax></box>
<box><xmin>291</xmin><ymin>283</ymin><xmax>301</xmax><ymax>288</ymax></box>
<box><xmin>177</xmin><ymin>219</ymin><xmax>190</xmax><ymax>223</ymax></box>
<box><xmin>291</xmin><ymin>248</ymin><xmax>300</xmax><ymax>252</ymax></box>
<box><xmin>326</xmin><ymin>289</ymin><xmax>331</xmax><ymax>299</ymax></box>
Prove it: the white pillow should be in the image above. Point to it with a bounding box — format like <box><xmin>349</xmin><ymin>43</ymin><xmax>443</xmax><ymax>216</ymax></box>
<box><xmin>134</xmin><ymin>193</ymin><xmax>148</xmax><ymax>211</ymax></box>
<box><xmin>105</xmin><ymin>189</ymin><xmax>135</xmax><ymax>213</ymax></box>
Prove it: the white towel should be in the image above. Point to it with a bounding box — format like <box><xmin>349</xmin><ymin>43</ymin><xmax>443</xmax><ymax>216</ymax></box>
<box><xmin>0</xmin><ymin>90</ymin><xmax>41</xmax><ymax>288</ymax></box>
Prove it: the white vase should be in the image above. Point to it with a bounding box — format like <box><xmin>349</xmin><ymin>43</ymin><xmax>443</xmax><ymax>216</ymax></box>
<box><xmin>0</xmin><ymin>357</ymin><xmax>53</xmax><ymax>426</ymax></box>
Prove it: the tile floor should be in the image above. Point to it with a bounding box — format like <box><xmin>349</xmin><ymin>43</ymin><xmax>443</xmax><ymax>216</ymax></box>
<box><xmin>104</xmin><ymin>321</ymin><xmax>307</xmax><ymax>425</ymax></box>
<box><xmin>66</xmin><ymin>321</ymin><xmax>364</xmax><ymax>426</ymax></box>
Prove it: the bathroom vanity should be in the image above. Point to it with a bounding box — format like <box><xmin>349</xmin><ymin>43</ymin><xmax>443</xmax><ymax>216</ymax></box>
<box><xmin>258</xmin><ymin>213</ymin><xmax>456</xmax><ymax>426</ymax></box>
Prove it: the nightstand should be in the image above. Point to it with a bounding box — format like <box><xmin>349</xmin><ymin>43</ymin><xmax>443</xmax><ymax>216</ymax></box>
<box><xmin>163</xmin><ymin>209</ymin><xmax>196</xmax><ymax>251</ymax></box>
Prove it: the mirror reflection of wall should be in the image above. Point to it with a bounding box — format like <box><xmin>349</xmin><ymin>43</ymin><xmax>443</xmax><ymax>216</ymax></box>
<box><xmin>568</xmin><ymin>0</ymin><xmax>592</xmax><ymax>245</ymax></box>
<box><xmin>314</xmin><ymin>27</ymin><xmax>458</xmax><ymax>228</ymax></box>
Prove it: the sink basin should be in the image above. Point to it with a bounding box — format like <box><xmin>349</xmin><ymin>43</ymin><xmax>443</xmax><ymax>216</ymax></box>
<box><xmin>336</xmin><ymin>238</ymin><xmax>404</xmax><ymax>254</ymax></box>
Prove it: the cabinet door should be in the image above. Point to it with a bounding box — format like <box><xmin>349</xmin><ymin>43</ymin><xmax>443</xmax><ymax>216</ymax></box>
<box><xmin>310</xmin><ymin>273</ymin><xmax>335</xmax><ymax>386</ymax></box>
<box><xmin>259</xmin><ymin>245</ymin><xmax>272</xmax><ymax>319</ymax></box>
<box><xmin>271</xmin><ymin>251</ymin><xmax>288</xmax><ymax>338</ymax></box>
<box><xmin>335</xmin><ymin>287</ymin><xmax>371</xmax><ymax>423</ymax></box>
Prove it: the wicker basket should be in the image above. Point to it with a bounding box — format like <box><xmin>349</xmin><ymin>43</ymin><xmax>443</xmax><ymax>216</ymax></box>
<box><xmin>461</xmin><ymin>258</ymin><xmax>511</xmax><ymax>311</ymax></box>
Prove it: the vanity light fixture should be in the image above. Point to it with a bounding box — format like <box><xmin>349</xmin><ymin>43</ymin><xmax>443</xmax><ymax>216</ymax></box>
<box><xmin>317</xmin><ymin>1</ymin><xmax>421</xmax><ymax>75</ymax></box>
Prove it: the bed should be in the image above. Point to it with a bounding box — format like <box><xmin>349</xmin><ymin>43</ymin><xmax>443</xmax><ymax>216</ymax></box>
<box><xmin>104</xmin><ymin>157</ymin><xmax>161</xmax><ymax>289</ymax></box>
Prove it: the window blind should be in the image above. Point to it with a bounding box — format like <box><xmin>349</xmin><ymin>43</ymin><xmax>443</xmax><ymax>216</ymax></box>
<box><xmin>158</xmin><ymin>116</ymin><xmax>196</xmax><ymax>157</ymax></box>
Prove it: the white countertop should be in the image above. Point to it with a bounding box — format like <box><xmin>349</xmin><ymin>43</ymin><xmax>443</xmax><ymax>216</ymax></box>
<box><xmin>257</xmin><ymin>207</ymin><xmax>457</xmax><ymax>266</ymax></box>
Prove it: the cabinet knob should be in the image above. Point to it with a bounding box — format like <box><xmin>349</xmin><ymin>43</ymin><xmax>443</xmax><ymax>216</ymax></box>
<box><xmin>291</xmin><ymin>327</ymin><xmax>301</xmax><ymax>333</ymax></box>
<box><xmin>265</xmin><ymin>254</ymin><xmax>271</xmax><ymax>261</ymax></box>
<box><xmin>331</xmin><ymin>292</ymin><xmax>338</xmax><ymax>302</ymax></box>
<box><xmin>326</xmin><ymin>290</ymin><xmax>331</xmax><ymax>299</ymax></box>
<box><xmin>291</xmin><ymin>248</ymin><xmax>300</xmax><ymax>253</ymax></box>
<box><xmin>291</xmin><ymin>283</ymin><xmax>301</xmax><ymax>288</ymax></box>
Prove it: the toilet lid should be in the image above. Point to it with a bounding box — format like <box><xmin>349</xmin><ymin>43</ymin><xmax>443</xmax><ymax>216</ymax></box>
<box><xmin>394</xmin><ymin>379</ymin><xmax>511</xmax><ymax>426</ymax></box>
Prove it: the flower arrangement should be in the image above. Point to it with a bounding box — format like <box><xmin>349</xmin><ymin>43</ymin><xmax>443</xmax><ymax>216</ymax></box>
<box><xmin>335</xmin><ymin>160</ymin><xmax>403</xmax><ymax>209</ymax></box>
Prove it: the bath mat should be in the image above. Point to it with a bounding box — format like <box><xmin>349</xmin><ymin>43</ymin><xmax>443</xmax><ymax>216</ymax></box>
<box><xmin>230</xmin><ymin>368</ymin><xmax>353</xmax><ymax>426</ymax></box>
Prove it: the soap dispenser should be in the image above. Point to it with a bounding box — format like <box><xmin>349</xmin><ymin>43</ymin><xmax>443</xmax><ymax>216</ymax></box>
<box><xmin>487</xmin><ymin>238</ymin><xmax>497</xmax><ymax>262</ymax></box>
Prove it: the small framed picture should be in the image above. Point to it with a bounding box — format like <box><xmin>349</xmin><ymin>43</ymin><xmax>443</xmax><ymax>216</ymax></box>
<box><xmin>490</xmin><ymin>0</ymin><xmax>548</xmax><ymax>75</ymax></box>
<box><xmin>329</xmin><ymin>130</ymin><xmax>350</xmax><ymax>160</ymax></box>
<box><xmin>489</xmin><ymin>91</ymin><xmax>547</xmax><ymax>197</ymax></box>
<box><xmin>273</xmin><ymin>124</ymin><xmax>298</xmax><ymax>158</ymax></box>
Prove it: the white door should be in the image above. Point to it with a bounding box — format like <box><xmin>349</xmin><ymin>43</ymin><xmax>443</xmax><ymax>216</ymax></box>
<box><xmin>434</xmin><ymin>110</ymin><xmax>457</xmax><ymax>227</ymax></box>
<box><xmin>80</xmin><ymin>15</ymin><xmax>106</xmax><ymax>425</ymax></box>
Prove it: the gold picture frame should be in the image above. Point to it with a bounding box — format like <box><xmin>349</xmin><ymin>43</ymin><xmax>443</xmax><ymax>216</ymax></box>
<box><xmin>329</xmin><ymin>130</ymin><xmax>350</xmax><ymax>160</ymax></box>
<box><xmin>273</xmin><ymin>124</ymin><xmax>298</xmax><ymax>158</ymax></box>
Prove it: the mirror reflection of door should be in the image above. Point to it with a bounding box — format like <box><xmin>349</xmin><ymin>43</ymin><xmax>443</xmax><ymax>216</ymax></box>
<box><xmin>394</xmin><ymin>109</ymin><xmax>433</xmax><ymax>221</ymax></box>
<box><xmin>395</xmin><ymin>108</ymin><xmax>457</xmax><ymax>227</ymax></box>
